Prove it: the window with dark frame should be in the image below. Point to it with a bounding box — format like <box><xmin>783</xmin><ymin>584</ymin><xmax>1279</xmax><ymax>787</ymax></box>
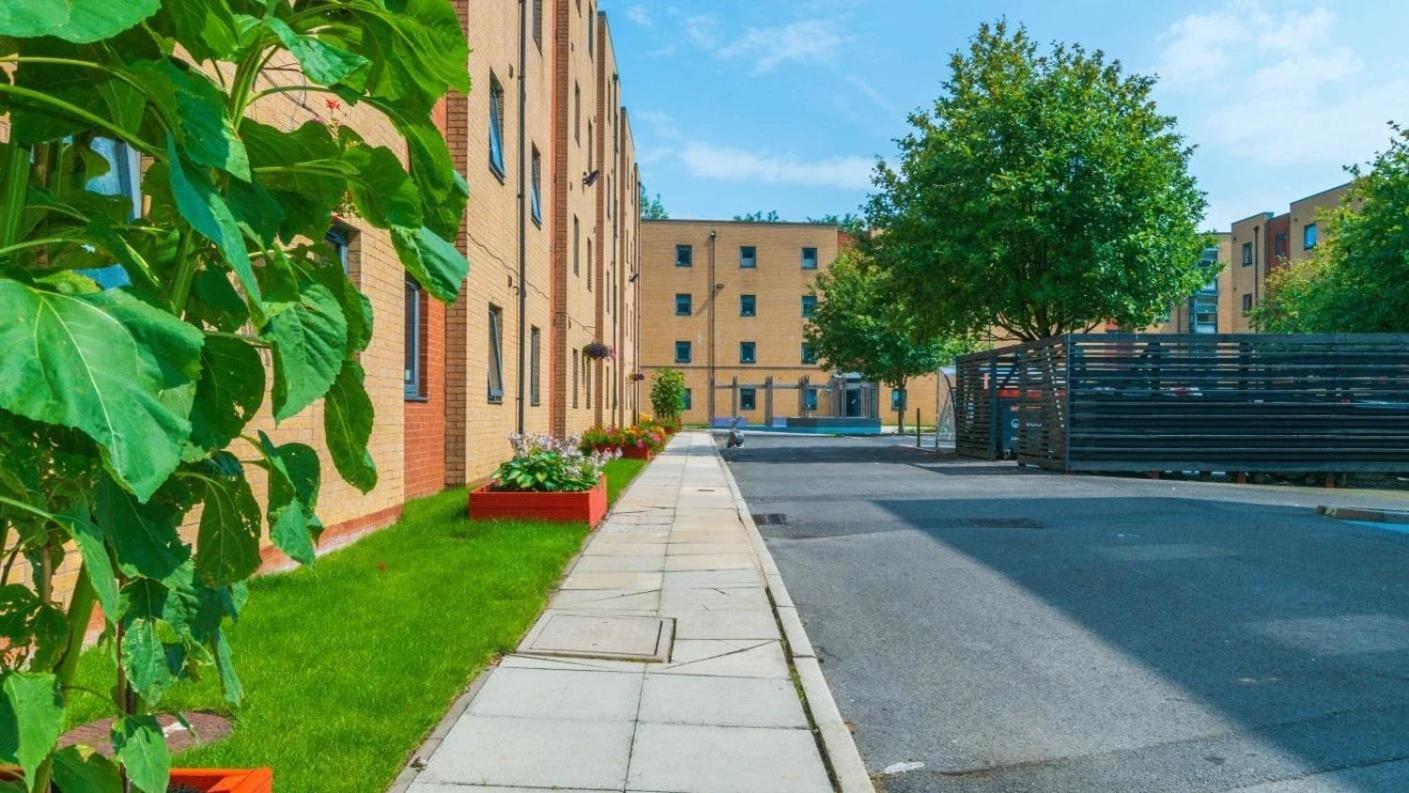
<box><xmin>530</xmin><ymin>326</ymin><xmax>542</xmax><ymax>406</ymax></box>
<box><xmin>83</xmin><ymin>138</ymin><xmax>142</xmax><ymax>288</ymax></box>
<box><xmin>801</xmin><ymin>342</ymin><xmax>817</xmax><ymax>365</ymax></box>
<box><xmin>740</xmin><ymin>245</ymin><xmax>757</xmax><ymax>268</ymax></box>
<box><xmin>572</xmin><ymin>349</ymin><xmax>579</xmax><ymax>408</ymax></box>
<box><xmin>803</xmin><ymin>388</ymin><xmax>818</xmax><ymax>411</ymax></box>
<box><xmin>739</xmin><ymin>294</ymin><xmax>756</xmax><ymax>317</ymax></box>
<box><xmin>801</xmin><ymin>294</ymin><xmax>817</xmax><ymax>317</ymax></box>
<box><xmin>1303</xmin><ymin>223</ymin><xmax>1318</xmax><ymax>250</ymax></box>
<box><xmin>675</xmin><ymin>244</ymin><xmax>692</xmax><ymax>267</ymax></box>
<box><xmin>739</xmin><ymin>341</ymin><xmax>756</xmax><ymax>364</ymax></box>
<box><xmin>404</xmin><ymin>276</ymin><xmax>424</xmax><ymax>398</ymax></box>
<box><xmin>740</xmin><ymin>388</ymin><xmax>757</xmax><ymax>411</ymax></box>
<box><xmin>1241</xmin><ymin>293</ymin><xmax>1254</xmax><ymax>314</ymax></box>
<box><xmin>326</xmin><ymin>227</ymin><xmax>351</xmax><ymax>273</ymax></box>
<box><xmin>583</xmin><ymin>350</ymin><xmax>592</xmax><ymax>408</ymax></box>
<box><xmin>487</xmin><ymin>305</ymin><xmax>505</xmax><ymax>402</ymax></box>
<box><xmin>488</xmin><ymin>74</ymin><xmax>506</xmax><ymax>179</ymax></box>
<box><xmin>530</xmin><ymin>146</ymin><xmax>543</xmax><ymax>226</ymax></box>
<box><xmin>682</xmin><ymin>388</ymin><xmax>692</xmax><ymax>410</ymax></box>
<box><xmin>532</xmin><ymin>0</ymin><xmax>542</xmax><ymax>49</ymax></box>
<box><xmin>675</xmin><ymin>293</ymin><xmax>692</xmax><ymax>316</ymax></box>
<box><xmin>1241</xmin><ymin>242</ymin><xmax>1253</xmax><ymax>266</ymax></box>
<box><xmin>574</xmin><ymin>83</ymin><xmax>581</xmax><ymax>143</ymax></box>
<box><xmin>1275</xmin><ymin>233</ymin><xmax>1288</xmax><ymax>259</ymax></box>
<box><xmin>675</xmin><ymin>341</ymin><xmax>691</xmax><ymax>363</ymax></box>
<box><xmin>573</xmin><ymin>215</ymin><xmax>580</xmax><ymax>275</ymax></box>
<box><xmin>801</xmin><ymin>247</ymin><xmax>818</xmax><ymax>270</ymax></box>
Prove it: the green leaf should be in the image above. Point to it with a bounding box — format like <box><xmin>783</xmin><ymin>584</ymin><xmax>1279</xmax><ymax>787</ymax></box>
<box><xmin>258</xmin><ymin>432</ymin><xmax>321</xmax><ymax>565</ymax></box>
<box><xmin>166</xmin><ymin>137</ymin><xmax>263</xmax><ymax>310</ymax></box>
<box><xmin>95</xmin><ymin>477</ymin><xmax>191</xmax><ymax>583</ymax></box>
<box><xmin>306</xmin><ymin>257</ymin><xmax>373</xmax><ymax>353</ymax></box>
<box><xmin>324</xmin><ymin>359</ymin><xmax>378</xmax><ymax>493</ymax></box>
<box><xmin>369</xmin><ymin>99</ymin><xmax>468</xmax><ymax>239</ymax></box>
<box><xmin>240</xmin><ymin>120</ymin><xmax>343</xmax><ymax>241</ymax></box>
<box><xmin>266</xmin><ymin>279</ymin><xmax>348</xmax><ymax>421</ymax></box>
<box><xmin>343</xmin><ymin>139</ymin><xmax>423</xmax><ymax>229</ymax></box>
<box><xmin>334</xmin><ymin>0</ymin><xmax>469</xmax><ymax>112</ymax></box>
<box><xmin>64</xmin><ymin>511</ymin><xmax>120</xmax><ymax>621</ymax></box>
<box><xmin>0</xmin><ymin>672</ymin><xmax>64</xmax><ymax>790</ymax></box>
<box><xmin>0</xmin><ymin>0</ymin><xmax>158</xmax><ymax>43</ymax></box>
<box><xmin>50</xmin><ymin>745</ymin><xmax>123</xmax><ymax>793</ymax></box>
<box><xmin>119</xmin><ymin>614</ymin><xmax>175</xmax><ymax>705</ymax></box>
<box><xmin>391</xmin><ymin>225</ymin><xmax>467</xmax><ymax>302</ymax></box>
<box><xmin>0</xmin><ymin>279</ymin><xmax>202</xmax><ymax>501</ymax></box>
<box><xmin>268</xmin><ymin>17</ymin><xmax>370</xmax><ymax>87</ymax></box>
<box><xmin>194</xmin><ymin>454</ymin><xmax>263</xmax><ymax>586</ymax></box>
<box><xmin>189</xmin><ymin>334</ymin><xmax>265</xmax><ymax>453</ymax></box>
<box><xmin>130</xmin><ymin>61</ymin><xmax>250</xmax><ymax>181</ymax></box>
<box><xmin>111</xmin><ymin>715</ymin><xmax>170</xmax><ymax>793</ymax></box>
<box><xmin>151</xmin><ymin>0</ymin><xmax>239</xmax><ymax>62</ymax></box>
<box><xmin>212</xmin><ymin>627</ymin><xmax>243</xmax><ymax>706</ymax></box>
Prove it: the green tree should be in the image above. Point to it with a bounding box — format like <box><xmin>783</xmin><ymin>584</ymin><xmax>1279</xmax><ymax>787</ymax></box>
<box><xmin>1255</xmin><ymin>126</ymin><xmax>1409</xmax><ymax>332</ymax></box>
<box><xmin>649</xmin><ymin>369</ymin><xmax>687</xmax><ymax>427</ymax></box>
<box><xmin>867</xmin><ymin>21</ymin><xmax>1208</xmax><ymax>341</ymax></box>
<box><xmin>807</xmin><ymin>212</ymin><xmax>867</xmax><ymax>236</ymax></box>
<box><xmin>732</xmin><ymin>210</ymin><xmax>783</xmax><ymax>223</ymax></box>
<box><xmin>804</xmin><ymin>250</ymin><xmax>972</xmax><ymax>432</ymax></box>
<box><xmin>0</xmin><ymin>2</ymin><xmax>468</xmax><ymax>790</ymax></box>
<box><xmin>639</xmin><ymin>183</ymin><xmax>668</xmax><ymax>220</ymax></box>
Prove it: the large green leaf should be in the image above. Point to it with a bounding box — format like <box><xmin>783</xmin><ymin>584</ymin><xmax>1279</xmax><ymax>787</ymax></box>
<box><xmin>0</xmin><ymin>0</ymin><xmax>158</xmax><ymax>43</ymax></box>
<box><xmin>0</xmin><ymin>672</ymin><xmax>63</xmax><ymax>790</ymax></box>
<box><xmin>391</xmin><ymin>225</ymin><xmax>467</xmax><ymax>302</ymax></box>
<box><xmin>0</xmin><ymin>279</ymin><xmax>202</xmax><ymax>500</ymax></box>
<box><xmin>166</xmin><ymin>138</ymin><xmax>263</xmax><ymax>309</ymax></box>
<box><xmin>193</xmin><ymin>455</ymin><xmax>262</xmax><ymax>586</ymax></box>
<box><xmin>111</xmin><ymin>715</ymin><xmax>169</xmax><ymax>793</ymax></box>
<box><xmin>119</xmin><ymin>614</ymin><xmax>176</xmax><ymax>705</ymax></box>
<box><xmin>258</xmin><ymin>432</ymin><xmax>321</xmax><ymax>565</ymax></box>
<box><xmin>329</xmin><ymin>0</ymin><xmax>469</xmax><ymax>112</ymax></box>
<box><xmin>150</xmin><ymin>0</ymin><xmax>239</xmax><ymax>62</ymax></box>
<box><xmin>240</xmin><ymin>120</ymin><xmax>344</xmax><ymax>241</ymax></box>
<box><xmin>189</xmin><ymin>334</ymin><xmax>265</xmax><ymax>454</ymax></box>
<box><xmin>50</xmin><ymin>745</ymin><xmax>123</xmax><ymax>793</ymax></box>
<box><xmin>342</xmin><ymin>138</ymin><xmax>423</xmax><ymax>229</ymax></box>
<box><xmin>94</xmin><ymin>477</ymin><xmax>191</xmax><ymax>584</ymax></box>
<box><xmin>64</xmin><ymin>510</ymin><xmax>121</xmax><ymax>621</ymax></box>
<box><xmin>130</xmin><ymin>61</ymin><xmax>250</xmax><ymax>181</ymax></box>
<box><xmin>266</xmin><ymin>279</ymin><xmax>348</xmax><ymax>421</ymax></box>
<box><xmin>368</xmin><ymin>98</ymin><xmax>469</xmax><ymax>240</ymax></box>
<box><xmin>324</xmin><ymin>359</ymin><xmax>378</xmax><ymax>492</ymax></box>
<box><xmin>268</xmin><ymin>17</ymin><xmax>370</xmax><ymax>88</ymax></box>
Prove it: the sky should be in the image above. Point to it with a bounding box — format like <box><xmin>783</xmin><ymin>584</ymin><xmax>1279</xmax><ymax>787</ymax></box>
<box><xmin>601</xmin><ymin>0</ymin><xmax>1409</xmax><ymax>230</ymax></box>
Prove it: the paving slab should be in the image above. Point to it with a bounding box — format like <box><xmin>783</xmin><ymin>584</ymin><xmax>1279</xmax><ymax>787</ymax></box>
<box><xmin>466</xmin><ymin>667</ymin><xmax>642</xmax><ymax>721</ymax></box>
<box><xmin>626</xmin><ymin>722</ymin><xmax>831</xmax><ymax>793</ymax></box>
<box><xmin>673</xmin><ymin>609</ymin><xmax>779</xmax><ymax>640</ymax></box>
<box><xmin>418</xmin><ymin>715</ymin><xmax>632</xmax><ymax>789</ymax></box>
<box><xmin>639</xmin><ymin>674</ymin><xmax>808</xmax><ymax>728</ymax></box>
<box><xmin>572</xmin><ymin>554</ymin><xmax>668</xmax><ymax>572</ymax></box>
<box><xmin>651</xmin><ymin>640</ymin><xmax>791</xmax><ymax>679</ymax></box>
<box><xmin>560</xmin><ymin>571</ymin><xmax>664</xmax><ymax>590</ymax></box>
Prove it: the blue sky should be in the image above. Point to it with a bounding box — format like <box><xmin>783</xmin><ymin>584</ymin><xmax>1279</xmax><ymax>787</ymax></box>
<box><xmin>602</xmin><ymin>0</ymin><xmax>1409</xmax><ymax>230</ymax></box>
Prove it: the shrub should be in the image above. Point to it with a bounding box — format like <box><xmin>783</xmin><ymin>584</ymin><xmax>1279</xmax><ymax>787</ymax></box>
<box><xmin>580</xmin><ymin>425</ymin><xmax>666</xmax><ymax>454</ymax></box>
<box><xmin>650</xmin><ymin>369</ymin><xmax>687</xmax><ymax>425</ymax></box>
<box><xmin>492</xmin><ymin>435</ymin><xmax>618</xmax><ymax>492</ymax></box>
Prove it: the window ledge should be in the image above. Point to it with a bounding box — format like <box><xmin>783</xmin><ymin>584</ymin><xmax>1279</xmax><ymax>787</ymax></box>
<box><xmin>404</xmin><ymin>394</ymin><xmax>430</xmax><ymax>403</ymax></box>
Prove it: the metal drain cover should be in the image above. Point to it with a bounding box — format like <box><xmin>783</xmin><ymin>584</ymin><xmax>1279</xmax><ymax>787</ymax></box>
<box><xmin>752</xmin><ymin>513</ymin><xmax>788</xmax><ymax>525</ymax></box>
<box><xmin>521</xmin><ymin>612</ymin><xmax>675</xmax><ymax>662</ymax></box>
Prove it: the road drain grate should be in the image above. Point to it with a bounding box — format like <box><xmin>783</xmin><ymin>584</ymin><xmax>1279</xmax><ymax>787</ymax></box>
<box><xmin>752</xmin><ymin>513</ymin><xmax>788</xmax><ymax>525</ymax></box>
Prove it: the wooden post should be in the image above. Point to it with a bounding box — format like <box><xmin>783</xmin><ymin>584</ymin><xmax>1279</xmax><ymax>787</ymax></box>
<box><xmin>764</xmin><ymin>376</ymin><xmax>774</xmax><ymax>427</ymax></box>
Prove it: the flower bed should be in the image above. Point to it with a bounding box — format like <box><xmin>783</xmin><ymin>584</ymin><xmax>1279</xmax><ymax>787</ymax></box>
<box><xmin>469</xmin><ymin>476</ymin><xmax>607</xmax><ymax>527</ymax></box>
<box><xmin>581</xmin><ymin>425</ymin><xmax>666</xmax><ymax>458</ymax></box>
<box><xmin>469</xmin><ymin>434</ymin><xmax>617</xmax><ymax>527</ymax></box>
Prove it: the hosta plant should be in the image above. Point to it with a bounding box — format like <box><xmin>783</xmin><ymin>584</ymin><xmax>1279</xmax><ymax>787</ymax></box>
<box><xmin>492</xmin><ymin>435</ymin><xmax>618</xmax><ymax>493</ymax></box>
<box><xmin>0</xmin><ymin>1</ymin><xmax>469</xmax><ymax>791</ymax></box>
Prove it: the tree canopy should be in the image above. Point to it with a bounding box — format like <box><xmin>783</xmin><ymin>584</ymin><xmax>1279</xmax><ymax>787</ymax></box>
<box><xmin>732</xmin><ymin>210</ymin><xmax>783</xmax><ymax>223</ymax></box>
<box><xmin>1255</xmin><ymin>126</ymin><xmax>1409</xmax><ymax>332</ymax></box>
<box><xmin>866</xmin><ymin>21</ymin><xmax>1208</xmax><ymax>341</ymax></box>
<box><xmin>639</xmin><ymin>182</ymin><xmax>668</xmax><ymax>220</ymax></box>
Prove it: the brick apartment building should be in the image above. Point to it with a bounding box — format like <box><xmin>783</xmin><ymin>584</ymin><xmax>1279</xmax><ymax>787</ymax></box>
<box><xmin>639</xmin><ymin>219</ymin><xmax>943</xmax><ymax>428</ymax></box>
<box><xmin>1</xmin><ymin>1</ymin><xmax>644</xmax><ymax>598</ymax></box>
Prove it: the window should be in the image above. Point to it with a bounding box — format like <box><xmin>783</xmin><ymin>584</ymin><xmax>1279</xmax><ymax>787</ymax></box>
<box><xmin>675</xmin><ymin>341</ymin><xmax>692</xmax><ymax>363</ymax></box>
<box><xmin>801</xmin><ymin>294</ymin><xmax>817</xmax><ymax>317</ymax></box>
<box><xmin>583</xmin><ymin>351</ymin><xmax>591</xmax><ymax>408</ymax></box>
<box><xmin>801</xmin><ymin>342</ymin><xmax>817</xmax><ymax>365</ymax></box>
<box><xmin>488</xmin><ymin>73</ymin><xmax>506</xmax><ymax>179</ymax></box>
<box><xmin>530</xmin><ymin>146</ymin><xmax>542</xmax><ymax>226</ymax></box>
<box><xmin>587</xmin><ymin>239</ymin><xmax>593</xmax><ymax>289</ymax></box>
<box><xmin>739</xmin><ymin>342</ymin><xmax>756</xmax><ymax>364</ymax></box>
<box><xmin>84</xmin><ymin>138</ymin><xmax>141</xmax><ymax>288</ymax></box>
<box><xmin>572</xmin><ymin>350</ymin><xmax>579</xmax><ymax>408</ymax></box>
<box><xmin>487</xmin><ymin>305</ymin><xmax>505</xmax><ymax>402</ymax></box>
<box><xmin>740</xmin><ymin>245</ymin><xmax>757</xmax><ymax>269</ymax></box>
<box><xmin>1241</xmin><ymin>242</ymin><xmax>1253</xmax><ymax>267</ymax></box>
<box><xmin>1275</xmin><ymin>233</ymin><xmax>1288</xmax><ymax>259</ymax></box>
<box><xmin>801</xmin><ymin>247</ymin><xmax>818</xmax><ymax>270</ymax></box>
<box><xmin>682</xmin><ymin>388</ymin><xmax>692</xmax><ymax>410</ymax></box>
<box><xmin>740</xmin><ymin>294</ymin><xmax>756</xmax><ymax>317</ymax></box>
<box><xmin>1241</xmin><ymin>293</ymin><xmax>1253</xmax><ymax>314</ymax></box>
<box><xmin>405</xmin><ymin>277</ymin><xmax>424</xmax><ymax>398</ymax></box>
<box><xmin>587</xmin><ymin>122</ymin><xmax>593</xmax><ymax>169</ymax></box>
<box><xmin>573</xmin><ymin>216</ymin><xmax>580</xmax><ymax>275</ymax></box>
<box><xmin>891</xmin><ymin>389</ymin><xmax>907</xmax><ymax>411</ymax></box>
<box><xmin>675</xmin><ymin>244</ymin><xmax>693</xmax><ymax>267</ymax></box>
<box><xmin>532</xmin><ymin>0</ymin><xmax>542</xmax><ymax>49</ymax></box>
<box><xmin>530</xmin><ymin>326</ymin><xmax>542</xmax><ymax>406</ymax></box>
<box><xmin>1303</xmin><ymin>222</ymin><xmax>1318</xmax><ymax>250</ymax></box>
<box><xmin>740</xmin><ymin>388</ymin><xmax>757</xmax><ymax>411</ymax></box>
<box><xmin>803</xmin><ymin>388</ymin><xmax>819</xmax><ymax>411</ymax></box>
<box><xmin>326</xmin><ymin>227</ymin><xmax>351</xmax><ymax>272</ymax></box>
<box><xmin>675</xmin><ymin>293</ymin><xmax>692</xmax><ymax>316</ymax></box>
<box><xmin>588</xmin><ymin>4</ymin><xmax>595</xmax><ymax>55</ymax></box>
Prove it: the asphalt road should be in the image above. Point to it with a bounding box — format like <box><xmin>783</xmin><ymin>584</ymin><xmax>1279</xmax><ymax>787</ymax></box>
<box><xmin>722</xmin><ymin>434</ymin><xmax>1409</xmax><ymax>793</ymax></box>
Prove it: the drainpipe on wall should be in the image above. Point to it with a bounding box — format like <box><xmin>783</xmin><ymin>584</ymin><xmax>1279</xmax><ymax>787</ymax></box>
<box><xmin>707</xmin><ymin>229</ymin><xmax>717</xmax><ymax>422</ymax></box>
<box><xmin>1252</xmin><ymin>224</ymin><xmax>1261</xmax><ymax>329</ymax></box>
<box><xmin>515</xmin><ymin>0</ymin><xmax>528</xmax><ymax>434</ymax></box>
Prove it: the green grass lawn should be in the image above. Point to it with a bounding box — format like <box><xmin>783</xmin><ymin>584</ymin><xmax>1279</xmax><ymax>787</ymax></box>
<box><xmin>66</xmin><ymin>460</ymin><xmax>647</xmax><ymax>793</ymax></box>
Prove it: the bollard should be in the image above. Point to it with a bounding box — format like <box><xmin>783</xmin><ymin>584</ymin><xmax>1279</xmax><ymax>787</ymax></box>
<box><xmin>915</xmin><ymin>409</ymin><xmax>921</xmax><ymax>448</ymax></box>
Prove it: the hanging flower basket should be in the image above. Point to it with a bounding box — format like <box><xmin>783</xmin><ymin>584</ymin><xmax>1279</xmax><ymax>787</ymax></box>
<box><xmin>584</xmin><ymin>341</ymin><xmax>614</xmax><ymax>360</ymax></box>
<box><xmin>630</xmin><ymin>372</ymin><xmax>646</xmax><ymax>382</ymax></box>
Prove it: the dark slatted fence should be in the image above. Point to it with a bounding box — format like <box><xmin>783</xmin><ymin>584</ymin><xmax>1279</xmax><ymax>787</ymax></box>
<box><xmin>956</xmin><ymin>334</ymin><xmax>1409</xmax><ymax>473</ymax></box>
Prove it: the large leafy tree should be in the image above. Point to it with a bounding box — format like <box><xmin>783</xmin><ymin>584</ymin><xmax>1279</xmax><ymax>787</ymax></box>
<box><xmin>1255</xmin><ymin>126</ymin><xmax>1409</xmax><ymax>332</ymax></box>
<box><xmin>805</xmin><ymin>250</ymin><xmax>972</xmax><ymax>431</ymax></box>
<box><xmin>867</xmin><ymin>21</ymin><xmax>1208</xmax><ymax>341</ymax></box>
<box><xmin>0</xmin><ymin>2</ymin><xmax>469</xmax><ymax>790</ymax></box>
<box><xmin>638</xmin><ymin>183</ymin><xmax>668</xmax><ymax>220</ymax></box>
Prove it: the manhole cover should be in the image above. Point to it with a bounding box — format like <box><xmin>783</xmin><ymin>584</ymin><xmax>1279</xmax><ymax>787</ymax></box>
<box><xmin>752</xmin><ymin>513</ymin><xmax>788</xmax><ymax>525</ymax></box>
<box><xmin>60</xmin><ymin>711</ymin><xmax>232</xmax><ymax>756</ymax></box>
<box><xmin>522</xmin><ymin>612</ymin><xmax>674</xmax><ymax>662</ymax></box>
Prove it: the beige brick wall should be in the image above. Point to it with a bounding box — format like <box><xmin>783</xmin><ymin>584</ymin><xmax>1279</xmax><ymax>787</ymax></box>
<box><xmin>1288</xmin><ymin>182</ymin><xmax>1351</xmax><ymax>266</ymax></box>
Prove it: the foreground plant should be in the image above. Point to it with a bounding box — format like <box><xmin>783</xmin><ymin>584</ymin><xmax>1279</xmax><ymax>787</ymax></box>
<box><xmin>0</xmin><ymin>1</ymin><xmax>468</xmax><ymax>790</ymax></box>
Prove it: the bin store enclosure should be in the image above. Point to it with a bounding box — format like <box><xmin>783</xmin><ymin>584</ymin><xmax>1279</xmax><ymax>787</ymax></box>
<box><xmin>955</xmin><ymin>334</ymin><xmax>1409</xmax><ymax>474</ymax></box>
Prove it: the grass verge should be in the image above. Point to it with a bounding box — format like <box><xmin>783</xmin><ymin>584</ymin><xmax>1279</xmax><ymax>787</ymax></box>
<box><xmin>604</xmin><ymin>457</ymin><xmax>646</xmax><ymax>505</ymax></box>
<box><xmin>65</xmin><ymin>460</ymin><xmax>648</xmax><ymax>793</ymax></box>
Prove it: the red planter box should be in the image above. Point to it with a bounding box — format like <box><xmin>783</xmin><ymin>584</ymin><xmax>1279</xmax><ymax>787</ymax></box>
<box><xmin>469</xmin><ymin>476</ymin><xmax>608</xmax><ymax>527</ymax></box>
<box><xmin>620</xmin><ymin>445</ymin><xmax>656</xmax><ymax>460</ymax></box>
<box><xmin>2</xmin><ymin>768</ymin><xmax>271</xmax><ymax>792</ymax></box>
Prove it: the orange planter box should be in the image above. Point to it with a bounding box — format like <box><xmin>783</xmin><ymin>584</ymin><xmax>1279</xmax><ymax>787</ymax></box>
<box><xmin>620</xmin><ymin>445</ymin><xmax>656</xmax><ymax>461</ymax></box>
<box><xmin>2</xmin><ymin>768</ymin><xmax>271</xmax><ymax>792</ymax></box>
<box><xmin>469</xmin><ymin>476</ymin><xmax>607</xmax><ymax>527</ymax></box>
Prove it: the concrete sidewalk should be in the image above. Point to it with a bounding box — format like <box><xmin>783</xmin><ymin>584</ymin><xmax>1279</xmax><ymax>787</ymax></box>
<box><xmin>402</xmin><ymin>432</ymin><xmax>868</xmax><ymax>793</ymax></box>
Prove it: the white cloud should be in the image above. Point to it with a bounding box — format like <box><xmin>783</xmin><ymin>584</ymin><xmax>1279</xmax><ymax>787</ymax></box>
<box><xmin>677</xmin><ymin>13</ymin><xmax>721</xmax><ymax>50</ymax></box>
<box><xmin>625</xmin><ymin>4</ymin><xmax>651</xmax><ymax>27</ymax></box>
<box><xmin>718</xmin><ymin>19</ymin><xmax>846</xmax><ymax>73</ymax></box>
<box><xmin>678</xmin><ymin>142</ymin><xmax>874</xmax><ymax>190</ymax></box>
